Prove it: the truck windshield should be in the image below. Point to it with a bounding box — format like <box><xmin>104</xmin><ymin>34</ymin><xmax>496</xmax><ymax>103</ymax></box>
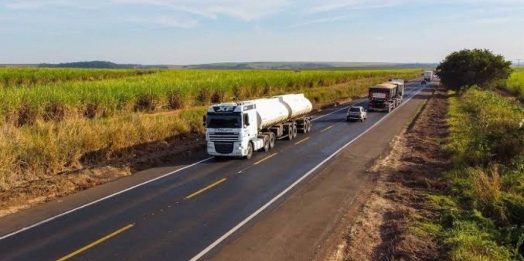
<box><xmin>207</xmin><ymin>115</ymin><xmax>241</xmax><ymax>128</ymax></box>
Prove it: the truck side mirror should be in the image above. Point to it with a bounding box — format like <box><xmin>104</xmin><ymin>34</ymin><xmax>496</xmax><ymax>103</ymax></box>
<box><xmin>202</xmin><ymin>115</ymin><xmax>207</xmax><ymax>126</ymax></box>
<box><xmin>243</xmin><ymin>114</ymin><xmax>250</xmax><ymax>126</ymax></box>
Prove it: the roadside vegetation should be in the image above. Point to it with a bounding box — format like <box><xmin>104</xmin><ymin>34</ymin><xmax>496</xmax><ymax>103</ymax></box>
<box><xmin>0</xmin><ymin>67</ymin><xmax>421</xmax><ymax>194</ymax></box>
<box><xmin>432</xmin><ymin>50</ymin><xmax>524</xmax><ymax>260</ymax></box>
<box><xmin>442</xmin><ymin>88</ymin><xmax>524</xmax><ymax>261</ymax></box>
<box><xmin>340</xmin><ymin>50</ymin><xmax>523</xmax><ymax>261</ymax></box>
<box><xmin>505</xmin><ymin>68</ymin><xmax>524</xmax><ymax>101</ymax></box>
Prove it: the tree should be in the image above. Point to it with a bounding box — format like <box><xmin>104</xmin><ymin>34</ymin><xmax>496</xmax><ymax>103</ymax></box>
<box><xmin>436</xmin><ymin>49</ymin><xmax>513</xmax><ymax>93</ymax></box>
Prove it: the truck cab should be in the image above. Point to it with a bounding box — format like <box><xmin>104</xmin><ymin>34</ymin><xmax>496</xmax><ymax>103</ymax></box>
<box><xmin>204</xmin><ymin>102</ymin><xmax>260</xmax><ymax>159</ymax></box>
<box><xmin>423</xmin><ymin>71</ymin><xmax>433</xmax><ymax>82</ymax></box>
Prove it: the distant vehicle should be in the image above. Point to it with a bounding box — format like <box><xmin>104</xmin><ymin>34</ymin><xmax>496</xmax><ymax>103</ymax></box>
<box><xmin>203</xmin><ymin>93</ymin><xmax>313</xmax><ymax>159</ymax></box>
<box><xmin>367</xmin><ymin>81</ymin><xmax>404</xmax><ymax>113</ymax></box>
<box><xmin>389</xmin><ymin>78</ymin><xmax>405</xmax><ymax>85</ymax></box>
<box><xmin>347</xmin><ymin>106</ymin><xmax>367</xmax><ymax>122</ymax></box>
<box><xmin>423</xmin><ymin>71</ymin><xmax>433</xmax><ymax>82</ymax></box>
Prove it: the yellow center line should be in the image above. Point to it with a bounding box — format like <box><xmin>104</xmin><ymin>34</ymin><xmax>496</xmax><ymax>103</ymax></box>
<box><xmin>254</xmin><ymin>153</ymin><xmax>278</xmax><ymax>165</ymax></box>
<box><xmin>295</xmin><ymin>137</ymin><xmax>310</xmax><ymax>145</ymax></box>
<box><xmin>185</xmin><ymin>178</ymin><xmax>227</xmax><ymax>200</ymax></box>
<box><xmin>321</xmin><ymin>125</ymin><xmax>334</xmax><ymax>132</ymax></box>
<box><xmin>56</xmin><ymin>224</ymin><xmax>134</xmax><ymax>261</ymax></box>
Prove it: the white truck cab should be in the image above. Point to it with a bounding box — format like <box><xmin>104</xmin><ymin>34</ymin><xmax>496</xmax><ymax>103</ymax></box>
<box><xmin>204</xmin><ymin>94</ymin><xmax>313</xmax><ymax>160</ymax></box>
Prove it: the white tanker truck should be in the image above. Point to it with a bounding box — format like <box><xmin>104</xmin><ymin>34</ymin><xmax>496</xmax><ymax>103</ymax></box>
<box><xmin>203</xmin><ymin>93</ymin><xmax>313</xmax><ymax>160</ymax></box>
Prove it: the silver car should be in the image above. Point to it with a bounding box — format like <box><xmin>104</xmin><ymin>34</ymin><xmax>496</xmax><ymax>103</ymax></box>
<box><xmin>346</xmin><ymin>106</ymin><xmax>367</xmax><ymax>122</ymax></box>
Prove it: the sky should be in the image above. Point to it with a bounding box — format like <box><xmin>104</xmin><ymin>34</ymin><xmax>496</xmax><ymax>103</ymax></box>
<box><xmin>1</xmin><ymin>0</ymin><xmax>523</xmax><ymax>65</ymax></box>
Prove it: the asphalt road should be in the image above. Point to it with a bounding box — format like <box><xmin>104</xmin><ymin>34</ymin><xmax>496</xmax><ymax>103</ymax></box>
<box><xmin>0</xmin><ymin>81</ymin><xmax>429</xmax><ymax>261</ymax></box>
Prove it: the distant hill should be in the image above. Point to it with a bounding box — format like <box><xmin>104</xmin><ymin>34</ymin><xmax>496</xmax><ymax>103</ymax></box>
<box><xmin>37</xmin><ymin>61</ymin><xmax>170</xmax><ymax>69</ymax></box>
<box><xmin>182</xmin><ymin>62</ymin><xmax>437</xmax><ymax>70</ymax></box>
<box><xmin>1</xmin><ymin>61</ymin><xmax>437</xmax><ymax>70</ymax></box>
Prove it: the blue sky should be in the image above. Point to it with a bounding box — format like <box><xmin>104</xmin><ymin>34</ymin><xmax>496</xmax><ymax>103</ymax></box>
<box><xmin>1</xmin><ymin>0</ymin><xmax>523</xmax><ymax>65</ymax></box>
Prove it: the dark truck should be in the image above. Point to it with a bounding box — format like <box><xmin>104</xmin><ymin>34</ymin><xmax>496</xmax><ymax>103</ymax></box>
<box><xmin>367</xmin><ymin>80</ymin><xmax>404</xmax><ymax>113</ymax></box>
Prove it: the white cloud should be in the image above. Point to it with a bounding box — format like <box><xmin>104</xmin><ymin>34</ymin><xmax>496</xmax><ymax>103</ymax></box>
<box><xmin>305</xmin><ymin>0</ymin><xmax>403</xmax><ymax>15</ymax></box>
<box><xmin>302</xmin><ymin>0</ymin><xmax>524</xmax><ymax>14</ymax></box>
<box><xmin>126</xmin><ymin>15</ymin><xmax>198</xmax><ymax>28</ymax></box>
<box><xmin>289</xmin><ymin>15</ymin><xmax>349</xmax><ymax>28</ymax></box>
<box><xmin>5</xmin><ymin>0</ymin><xmax>97</xmax><ymax>10</ymax></box>
<box><xmin>6</xmin><ymin>0</ymin><xmax>71</xmax><ymax>9</ymax></box>
<box><xmin>474</xmin><ymin>16</ymin><xmax>522</xmax><ymax>24</ymax></box>
<box><xmin>112</xmin><ymin>0</ymin><xmax>293</xmax><ymax>21</ymax></box>
<box><xmin>48</xmin><ymin>29</ymin><xmax>81</xmax><ymax>36</ymax></box>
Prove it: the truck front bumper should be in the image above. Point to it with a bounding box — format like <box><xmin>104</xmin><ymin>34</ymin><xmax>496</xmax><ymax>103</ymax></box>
<box><xmin>207</xmin><ymin>141</ymin><xmax>248</xmax><ymax>157</ymax></box>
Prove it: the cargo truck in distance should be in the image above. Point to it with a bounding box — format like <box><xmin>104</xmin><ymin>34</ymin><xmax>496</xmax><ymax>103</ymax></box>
<box><xmin>367</xmin><ymin>80</ymin><xmax>405</xmax><ymax>113</ymax></box>
<box><xmin>203</xmin><ymin>94</ymin><xmax>313</xmax><ymax>160</ymax></box>
<box><xmin>423</xmin><ymin>71</ymin><xmax>434</xmax><ymax>82</ymax></box>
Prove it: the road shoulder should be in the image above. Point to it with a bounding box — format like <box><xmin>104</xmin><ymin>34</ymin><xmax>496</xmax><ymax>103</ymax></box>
<box><xmin>207</xmin><ymin>86</ymin><xmax>435</xmax><ymax>261</ymax></box>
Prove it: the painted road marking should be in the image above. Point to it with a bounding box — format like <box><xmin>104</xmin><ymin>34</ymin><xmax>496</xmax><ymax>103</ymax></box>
<box><xmin>189</xmin><ymin>84</ymin><xmax>428</xmax><ymax>261</ymax></box>
<box><xmin>254</xmin><ymin>153</ymin><xmax>278</xmax><ymax>165</ymax></box>
<box><xmin>56</xmin><ymin>224</ymin><xmax>134</xmax><ymax>261</ymax></box>
<box><xmin>295</xmin><ymin>137</ymin><xmax>310</xmax><ymax>145</ymax></box>
<box><xmin>0</xmin><ymin>157</ymin><xmax>213</xmax><ymax>241</ymax></box>
<box><xmin>0</xmin><ymin>82</ymin><xmax>424</xmax><ymax>241</ymax></box>
<box><xmin>321</xmin><ymin>125</ymin><xmax>333</xmax><ymax>132</ymax></box>
<box><xmin>185</xmin><ymin>178</ymin><xmax>227</xmax><ymax>200</ymax></box>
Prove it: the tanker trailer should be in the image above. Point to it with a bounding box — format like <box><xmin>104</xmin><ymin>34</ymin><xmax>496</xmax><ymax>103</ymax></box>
<box><xmin>204</xmin><ymin>93</ymin><xmax>313</xmax><ymax>159</ymax></box>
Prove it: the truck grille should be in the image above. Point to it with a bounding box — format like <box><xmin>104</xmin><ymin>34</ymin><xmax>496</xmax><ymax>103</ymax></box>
<box><xmin>214</xmin><ymin>142</ymin><xmax>234</xmax><ymax>154</ymax></box>
<box><xmin>209</xmin><ymin>132</ymin><xmax>238</xmax><ymax>142</ymax></box>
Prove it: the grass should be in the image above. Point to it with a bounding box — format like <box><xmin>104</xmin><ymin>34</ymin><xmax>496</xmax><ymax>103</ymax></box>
<box><xmin>0</xmin><ymin>67</ymin><xmax>158</xmax><ymax>88</ymax></box>
<box><xmin>505</xmin><ymin>68</ymin><xmax>524</xmax><ymax>100</ymax></box>
<box><xmin>0</xmin><ymin>69</ymin><xmax>422</xmax><ymax>125</ymax></box>
<box><xmin>439</xmin><ymin>88</ymin><xmax>524</xmax><ymax>261</ymax></box>
<box><xmin>0</xmin><ymin>67</ymin><xmax>423</xmax><ymax>191</ymax></box>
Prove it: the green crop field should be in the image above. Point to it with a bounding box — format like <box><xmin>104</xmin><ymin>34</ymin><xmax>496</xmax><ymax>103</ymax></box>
<box><xmin>505</xmin><ymin>68</ymin><xmax>524</xmax><ymax>100</ymax></box>
<box><xmin>0</xmin><ymin>67</ymin><xmax>157</xmax><ymax>88</ymax></box>
<box><xmin>0</xmin><ymin>67</ymin><xmax>422</xmax><ymax>191</ymax></box>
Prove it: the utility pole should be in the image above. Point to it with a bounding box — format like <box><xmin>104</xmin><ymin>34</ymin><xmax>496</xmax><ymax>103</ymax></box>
<box><xmin>517</xmin><ymin>59</ymin><xmax>522</xmax><ymax>68</ymax></box>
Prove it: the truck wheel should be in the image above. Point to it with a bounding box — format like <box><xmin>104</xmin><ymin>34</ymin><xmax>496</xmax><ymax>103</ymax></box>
<box><xmin>287</xmin><ymin>126</ymin><xmax>293</xmax><ymax>140</ymax></box>
<box><xmin>262</xmin><ymin>136</ymin><xmax>270</xmax><ymax>152</ymax></box>
<box><xmin>306</xmin><ymin>121</ymin><xmax>312</xmax><ymax>132</ymax></box>
<box><xmin>269</xmin><ymin>133</ymin><xmax>276</xmax><ymax>149</ymax></box>
<box><xmin>292</xmin><ymin>125</ymin><xmax>298</xmax><ymax>138</ymax></box>
<box><xmin>245</xmin><ymin>142</ymin><xmax>253</xmax><ymax>159</ymax></box>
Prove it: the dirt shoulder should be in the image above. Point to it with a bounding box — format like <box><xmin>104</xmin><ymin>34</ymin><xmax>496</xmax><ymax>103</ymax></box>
<box><xmin>207</xmin><ymin>86</ymin><xmax>435</xmax><ymax>261</ymax></box>
<box><xmin>325</xmin><ymin>85</ymin><xmax>450</xmax><ymax>261</ymax></box>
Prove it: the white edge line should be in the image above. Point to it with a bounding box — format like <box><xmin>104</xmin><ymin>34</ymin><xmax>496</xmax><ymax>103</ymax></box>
<box><xmin>189</xmin><ymin>85</ymin><xmax>427</xmax><ymax>261</ymax></box>
<box><xmin>0</xmin><ymin>157</ymin><xmax>214</xmax><ymax>241</ymax></box>
<box><xmin>0</xmin><ymin>90</ymin><xmax>388</xmax><ymax>240</ymax></box>
<box><xmin>0</xmin><ymin>90</ymin><xmax>385</xmax><ymax>240</ymax></box>
<box><xmin>0</xmin><ymin>83</ymin><xmax>423</xmax><ymax>242</ymax></box>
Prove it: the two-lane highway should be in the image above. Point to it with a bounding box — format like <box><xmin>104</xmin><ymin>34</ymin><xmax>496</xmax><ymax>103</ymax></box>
<box><xmin>0</xmin><ymin>81</ymin><xmax>428</xmax><ymax>261</ymax></box>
